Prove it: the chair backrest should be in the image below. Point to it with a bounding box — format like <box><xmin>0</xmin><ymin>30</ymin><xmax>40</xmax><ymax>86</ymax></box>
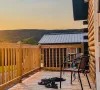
<box><xmin>78</xmin><ymin>56</ymin><xmax>87</xmax><ymax>70</ymax></box>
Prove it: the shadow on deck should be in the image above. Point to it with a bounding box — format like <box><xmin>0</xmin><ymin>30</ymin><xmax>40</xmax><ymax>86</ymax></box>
<box><xmin>8</xmin><ymin>71</ymin><xmax>93</xmax><ymax>90</ymax></box>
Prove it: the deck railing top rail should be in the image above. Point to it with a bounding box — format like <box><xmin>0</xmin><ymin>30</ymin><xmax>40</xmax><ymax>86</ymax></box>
<box><xmin>0</xmin><ymin>42</ymin><xmax>40</xmax><ymax>48</ymax></box>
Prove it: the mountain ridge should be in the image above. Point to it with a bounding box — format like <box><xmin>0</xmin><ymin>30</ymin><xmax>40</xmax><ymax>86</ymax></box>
<box><xmin>0</xmin><ymin>29</ymin><xmax>83</xmax><ymax>43</ymax></box>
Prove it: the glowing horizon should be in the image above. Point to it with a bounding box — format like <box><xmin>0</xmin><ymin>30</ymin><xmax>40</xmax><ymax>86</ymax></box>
<box><xmin>0</xmin><ymin>0</ymin><xmax>86</xmax><ymax>30</ymax></box>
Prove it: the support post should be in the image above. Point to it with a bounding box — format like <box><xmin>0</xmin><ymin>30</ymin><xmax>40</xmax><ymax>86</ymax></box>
<box><xmin>18</xmin><ymin>43</ymin><xmax>23</xmax><ymax>83</ymax></box>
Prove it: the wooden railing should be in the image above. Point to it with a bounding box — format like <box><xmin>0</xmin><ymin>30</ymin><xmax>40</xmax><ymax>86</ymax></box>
<box><xmin>40</xmin><ymin>44</ymin><xmax>82</xmax><ymax>70</ymax></box>
<box><xmin>0</xmin><ymin>43</ymin><xmax>40</xmax><ymax>90</ymax></box>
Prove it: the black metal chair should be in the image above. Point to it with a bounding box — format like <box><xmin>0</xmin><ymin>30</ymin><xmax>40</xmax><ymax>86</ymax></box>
<box><xmin>60</xmin><ymin>55</ymin><xmax>91</xmax><ymax>90</ymax></box>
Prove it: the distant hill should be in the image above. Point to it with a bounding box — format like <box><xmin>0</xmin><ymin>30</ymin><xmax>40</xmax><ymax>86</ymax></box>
<box><xmin>0</xmin><ymin>29</ymin><xmax>83</xmax><ymax>43</ymax></box>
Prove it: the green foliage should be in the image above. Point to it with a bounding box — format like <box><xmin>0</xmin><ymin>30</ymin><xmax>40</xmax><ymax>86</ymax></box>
<box><xmin>21</xmin><ymin>37</ymin><xmax>37</xmax><ymax>45</ymax></box>
<box><xmin>0</xmin><ymin>66</ymin><xmax>14</xmax><ymax>73</ymax></box>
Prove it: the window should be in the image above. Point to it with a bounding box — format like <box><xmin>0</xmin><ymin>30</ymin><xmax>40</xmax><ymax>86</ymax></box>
<box><xmin>84</xmin><ymin>36</ymin><xmax>88</xmax><ymax>39</ymax></box>
<box><xmin>83</xmin><ymin>20</ymin><xmax>88</xmax><ymax>25</ymax></box>
<box><xmin>83</xmin><ymin>28</ymin><xmax>88</xmax><ymax>32</ymax></box>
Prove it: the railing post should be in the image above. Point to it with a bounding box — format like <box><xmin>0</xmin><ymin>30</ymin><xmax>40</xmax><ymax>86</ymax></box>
<box><xmin>18</xmin><ymin>43</ymin><xmax>23</xmax><ymax>83</ymax></box>
<box><xmin>39</xmin><ymin>46</ymin><xmax>41</xmax><ymax>68</ymax></box>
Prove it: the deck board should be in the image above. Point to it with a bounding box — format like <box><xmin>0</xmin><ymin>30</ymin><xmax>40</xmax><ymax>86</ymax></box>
<box><xmin>9</xmin><ymin>71</ymin><xmax>93</xmax><ymax>90</ymax></box>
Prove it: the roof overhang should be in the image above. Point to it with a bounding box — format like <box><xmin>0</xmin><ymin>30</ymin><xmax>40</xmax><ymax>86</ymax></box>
<box><xmin>72</xmin><ymin>0</ymin><xmax>88</xmax><ymax>21</ymax></box>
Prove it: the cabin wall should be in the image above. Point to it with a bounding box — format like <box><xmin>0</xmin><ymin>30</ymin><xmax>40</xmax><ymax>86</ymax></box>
<box><xmin>88</xmin><ymin>0</ymin><xmax>100</xmax><ymax>89</ymax></box>
<box><xmin>96</xmin><ymin>0</ymin><xmax>100</xmax><ymax>89</ymax></box>
<box><xmin>88</xmin><ymin>0</ymin><xmax>96</xmax><ymax>83</ymax></box>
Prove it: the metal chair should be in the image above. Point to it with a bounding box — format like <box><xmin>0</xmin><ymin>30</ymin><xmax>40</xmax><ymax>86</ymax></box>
<box><xmin>60</xmin><ymin>55</ymin><xmax>91</xmax><ymax>90</ymax></box>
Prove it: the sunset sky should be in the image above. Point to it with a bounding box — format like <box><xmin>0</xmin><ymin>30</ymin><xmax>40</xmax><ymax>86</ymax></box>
<box><xmin>0</xmin><ymin>0</ymin><xmax>85</xmax><ymax>30</ymax></box>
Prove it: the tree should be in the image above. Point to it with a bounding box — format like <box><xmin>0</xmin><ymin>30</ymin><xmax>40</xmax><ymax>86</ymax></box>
<box><xmin>21</xmin><ymin>37</ymin><xmax>37</xmax><ymax>45</ymax></box>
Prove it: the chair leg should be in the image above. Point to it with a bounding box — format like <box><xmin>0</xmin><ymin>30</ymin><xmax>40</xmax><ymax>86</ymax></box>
<box><xmin>71</xmin><ymin>72</ymin><xmax>73</xmax><ymax>84</ymax></box>
<box><xmin>78</xmin><ymin>72</ymin><xmax>83</xmax><ymax>90</ymax></box>
<box><xmin>83</xmin><ymin>70</ymin><xmax>85</xmax><ymax>76</ymax></box>
<box><xmin>60</xmin><ymin>68</ymin><xmax>62</xmax><ymax>88</ymax></box>
<box><xmin>85</xmin><ymin>72</ymin><xmax>91</xmax><ymax>89</ymax></box>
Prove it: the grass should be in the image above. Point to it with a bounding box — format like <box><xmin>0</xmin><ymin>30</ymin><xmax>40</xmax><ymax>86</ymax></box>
<box><xmin>0</xmin><ymin>66</ymin><xmax>14</xmax><ymax>73</ymax></box>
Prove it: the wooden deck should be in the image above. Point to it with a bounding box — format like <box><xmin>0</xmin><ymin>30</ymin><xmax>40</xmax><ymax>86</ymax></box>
<box><xmin>9</xmin><ymin>71</ymin><xmax>93</xmax><ymax>90</ymax></box>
